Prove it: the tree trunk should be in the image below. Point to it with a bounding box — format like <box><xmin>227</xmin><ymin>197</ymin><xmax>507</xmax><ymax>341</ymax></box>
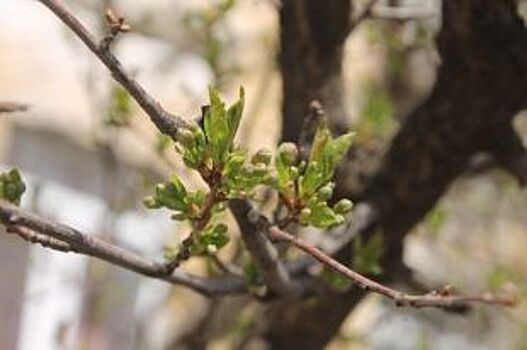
<box><xmin>279</xmin><ymin>0</ymin><xmax>352</xmax><ymax>142</ymax></box>
<box><xmin>260</xmin><ymin>1</ymin><xmax>527</xmax><ymax>349</ymax></box>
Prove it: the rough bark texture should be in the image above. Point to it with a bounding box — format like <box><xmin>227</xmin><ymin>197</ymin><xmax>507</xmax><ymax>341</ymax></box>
<box><xmin>261</xmin><ymin>1</ymin><xmax>527</xmax><ymax>349</ymax></box>
<box><xmin>279</xmin><ymin>0</ymin><xmax>352</xmax><ymax>142</ymax></box>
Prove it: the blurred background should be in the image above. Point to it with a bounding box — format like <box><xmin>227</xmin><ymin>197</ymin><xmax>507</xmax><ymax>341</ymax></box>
<box><xmin>0</xmin><ymin>0</ymin><xmax>526</xmax><ymax>349</ymax></box>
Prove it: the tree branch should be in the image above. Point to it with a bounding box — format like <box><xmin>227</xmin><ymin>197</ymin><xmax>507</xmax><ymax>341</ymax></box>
<box><xmin>37</xmin><ymin>0</ymin><xmax>190</xmax><ymax>137</ymax></box>
<box><xmin>0</xmin><ymin>199</ymin><xmax>246</xmax><ymax>296</ymax></box>
<box><xmin>230</xmin><ymin>199</ymin><xmax>303</xmax><ymax>297</ymax></box>
<box><xmin>0</xmin><ymin>102</ymin><xmax>28</xmax><ymax>114</ymax></box>
<box><xmin>267</xmin><ymin>225</ymin><xmax>516</xmax><ymax>309</ymax></box>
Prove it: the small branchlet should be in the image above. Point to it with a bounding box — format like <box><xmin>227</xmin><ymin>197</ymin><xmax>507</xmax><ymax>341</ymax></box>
<box><xmin>0</xmin><ymin>102</ymin><xmax>29</xmax><ymax>114</ymax></box>
<box><xmin>100</xmin><ymin>8</ymin><xmax>131</xmax><ymax>51</ymax></box>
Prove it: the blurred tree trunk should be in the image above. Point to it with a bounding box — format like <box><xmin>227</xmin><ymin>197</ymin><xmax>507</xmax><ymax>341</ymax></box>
<box><xmin>279</xmin><ymin>0</ymin><xmax>352</xmax><ymax>141</ymax></box>
<box><xmin>259</xmin><ymin>0</ymin><xmax>527</xmax><ymax>349</ymax></box>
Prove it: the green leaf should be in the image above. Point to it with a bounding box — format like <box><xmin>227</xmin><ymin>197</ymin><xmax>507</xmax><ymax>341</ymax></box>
<box><xmin>299</xmin><ymin>121</ymin><xmax>354</xmax><ymax>199</ymax></box>
<box><xmin>178</xmin><ymin>123</ymin><xmax>207</xmax><ymax>169</ymax></box>
<box><xmin>309</xmin><ymin>120</ymin><xmax>331</xmax><ymax>163</ymax></box>
<box><xmin>204</xmin><ymin>87</ymin><xmax>228</xmax><ymax>163</ymax></box>
<box><xmin>0</xmin><ymin>168</ymin><xmax>26</xmax><ymax>205</ymax></box>
<box><xmin>328</xmin><ymin>132</ymin><xmax>354</xmax><ymax>166</ymax></box>
<box><xmin>352</xmin><ymin>231</ymin><xmax>385</xmax><ymax>275</ymax></box>
<box><xmin>191</xmin><ymin>223</ymin><xmax>230</xmax><ymax>255</ymax></box>
<box><xmin>225</xmin><ymin>87</ymin><xmax>244</xmax><ymax>145</ymax></box>
<box><xmin>222</xmin><ymin>148</ymin><xmax>272</xmax><ymax>198</ymax></box>
<box><xmin>144</xmin><ymin>176</ymin><xmax>188</xmax><ymax>212</ymax></box>
<box><xmin>203</xmin><ymin>87</ymin><xmax>244</xmax><ymax>164</ymax></box>
<box><xmin>302</xmin><ymin>200</ymin><xmax>344</xmax><ymax>229</ymax></box>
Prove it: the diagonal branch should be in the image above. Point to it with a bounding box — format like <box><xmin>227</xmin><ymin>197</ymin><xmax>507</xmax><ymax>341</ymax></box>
<box><xmin>267</xmin><ymin>225</ymin><xmax>516</xmax><ymax>308</ymax></box>
<box><xmin>0</xmin><ymin>199</ymin><xmax>246</xmax><ymax>296</ymax></box>
<box><xmin>0</xmin><ymin>102</ymin><xmax>28</xmax><ymax>114</ymax></box>
<box><xmin>230</xmin><ymin>199</ymin><xmax>303</xmax><ymax>297</ymax></box>
<box><xmin>37</xmin><ymin>0</ymin><xmax>190</xmax><ymax>137</ymax></box>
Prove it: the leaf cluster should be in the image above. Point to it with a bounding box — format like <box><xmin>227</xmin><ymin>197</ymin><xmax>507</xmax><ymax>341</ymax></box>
<box><xmin>275</xmin><ymin>121</ymin><xmax>354</xmax><ymax>228</ymax></box>
<box><xmin>0</xmin><ymin>168</ymin><xmax>26</xmax><ymax>206</ymax></box>
<box><xmin>145</xmin><ymin>87</ymin><xmax>355</xmax><ymax>261</ymax></box>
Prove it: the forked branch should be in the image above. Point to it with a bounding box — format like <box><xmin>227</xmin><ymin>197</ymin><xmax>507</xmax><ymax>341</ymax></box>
<box><xmin>0</xmin><ymin>199</ymin><xmax>246</xmax><ymax>296</ymax></box>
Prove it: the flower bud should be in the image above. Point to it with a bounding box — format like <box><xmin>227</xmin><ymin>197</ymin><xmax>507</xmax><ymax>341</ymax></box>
<box><xmin>333</xmin><ymin>199</ymin><xmax>353</xmax><ymax>214</ymax></box>
<box><xmin>318</xmin><ymin>183</ymin><xmax>335</xmax><ymax>201</ymax></box>
<box><xmin>278</xmin><ymin>142</ymin><xmax>298</xmax><ymax>164</ymax></box>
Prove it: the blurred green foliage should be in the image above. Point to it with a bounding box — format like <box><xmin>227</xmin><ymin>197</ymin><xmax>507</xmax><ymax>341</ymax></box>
<box><xmin>352</xmin><ymin>230</ymin><xmax>384</xmax><ymax>275</ymax></box>
<box><xmin>0</xmin><ymin>168</ymin><xmax>26</xmax><ymax>205</ymax></box>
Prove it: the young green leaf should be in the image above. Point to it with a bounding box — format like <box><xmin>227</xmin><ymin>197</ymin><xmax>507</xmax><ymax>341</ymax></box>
<box><xmin>225</xmin><ymin>87</ymin><xmax>245</xmax><ymax>145</ymax></box>
<box><xmin>299</xmin><ymin>121</ymin><xmax>354</xmax><ymax>198</ymax></box>
<box><xmin>302</xmin><ymin>200</ymin><xmax>344</xmax><ymax>229</ymax></box>
<box><xmin>144</xmin><ymin>175</ymin><xmax>188</xmax><ymax>212</ymax></box>
<box><xmin>0</xmin><ymin>168</ymin><xmax>26</xmax><ymax>206</ymax></box>
<box><xmin>204</xmin><ymin>87</ymin><xmax>244</xmax><ymax>164</ymax></box>
<box><xmin>178</xmin><ymin>123</ymin><xmax>207</xmax><ymax>169</ymax></box>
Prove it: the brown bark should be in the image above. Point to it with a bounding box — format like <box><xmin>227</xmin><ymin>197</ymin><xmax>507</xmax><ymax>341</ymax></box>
<box><xmin>261</xmin><ymin>1</ymin><xmax>527</xmax><ymax>349</ymax></box>
<box><xmin>279</xmin><ymin>0</ymin><xmax>352</xmax><ymax>142</ymax></box>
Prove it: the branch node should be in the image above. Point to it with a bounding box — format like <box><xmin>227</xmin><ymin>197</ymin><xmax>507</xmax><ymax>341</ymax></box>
<box><xmin>100</xmin><ymin>8</ymin><xmax>131</xmax><ymax>51</ymax></box>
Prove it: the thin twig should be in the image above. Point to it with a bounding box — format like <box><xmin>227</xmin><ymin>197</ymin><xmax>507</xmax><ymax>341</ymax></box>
<box><xmin>0</xmin><ymin>102</ymin><xmax>28</xmax><ymax>114</ymax></box>
<box><xmin>0</xmin><ymin>199</ymin><xmax>246</xmax><ymax>296</ymax></box>
<box><xmin>37</xmin><ymin>0</ymin><xmax>190</xmax><ymax>137</ymax></box>
<box><xmin>267</xmin><ymin>226</ymin><xmax>516</xmax><ymax>308</ymax></box>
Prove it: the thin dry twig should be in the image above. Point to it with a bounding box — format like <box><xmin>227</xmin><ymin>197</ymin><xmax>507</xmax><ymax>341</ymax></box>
<box><xmin>37</xmin><ymin>0</ymin><xmax>190</xmax><ymax>137</ymax></box>
<box><xmin>267</xmin><ymin>225</ymin><xmax>516</xmax><ymax>308</ymax></box>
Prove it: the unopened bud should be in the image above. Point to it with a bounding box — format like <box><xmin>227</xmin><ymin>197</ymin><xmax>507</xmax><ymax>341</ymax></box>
<box><xmin>318</xmin><ymin>183</ymin><xmax>335</xmax><ymax>201</ymax></box>
<box><xmin>278</xmin><ymin>142</ymin><xmax>298</xmax><ymax>164</ymax></box>
<box><xmin>333</xmin><ymin>199</ymin><xmax>353</xmax><ymax>214</ymax></box>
